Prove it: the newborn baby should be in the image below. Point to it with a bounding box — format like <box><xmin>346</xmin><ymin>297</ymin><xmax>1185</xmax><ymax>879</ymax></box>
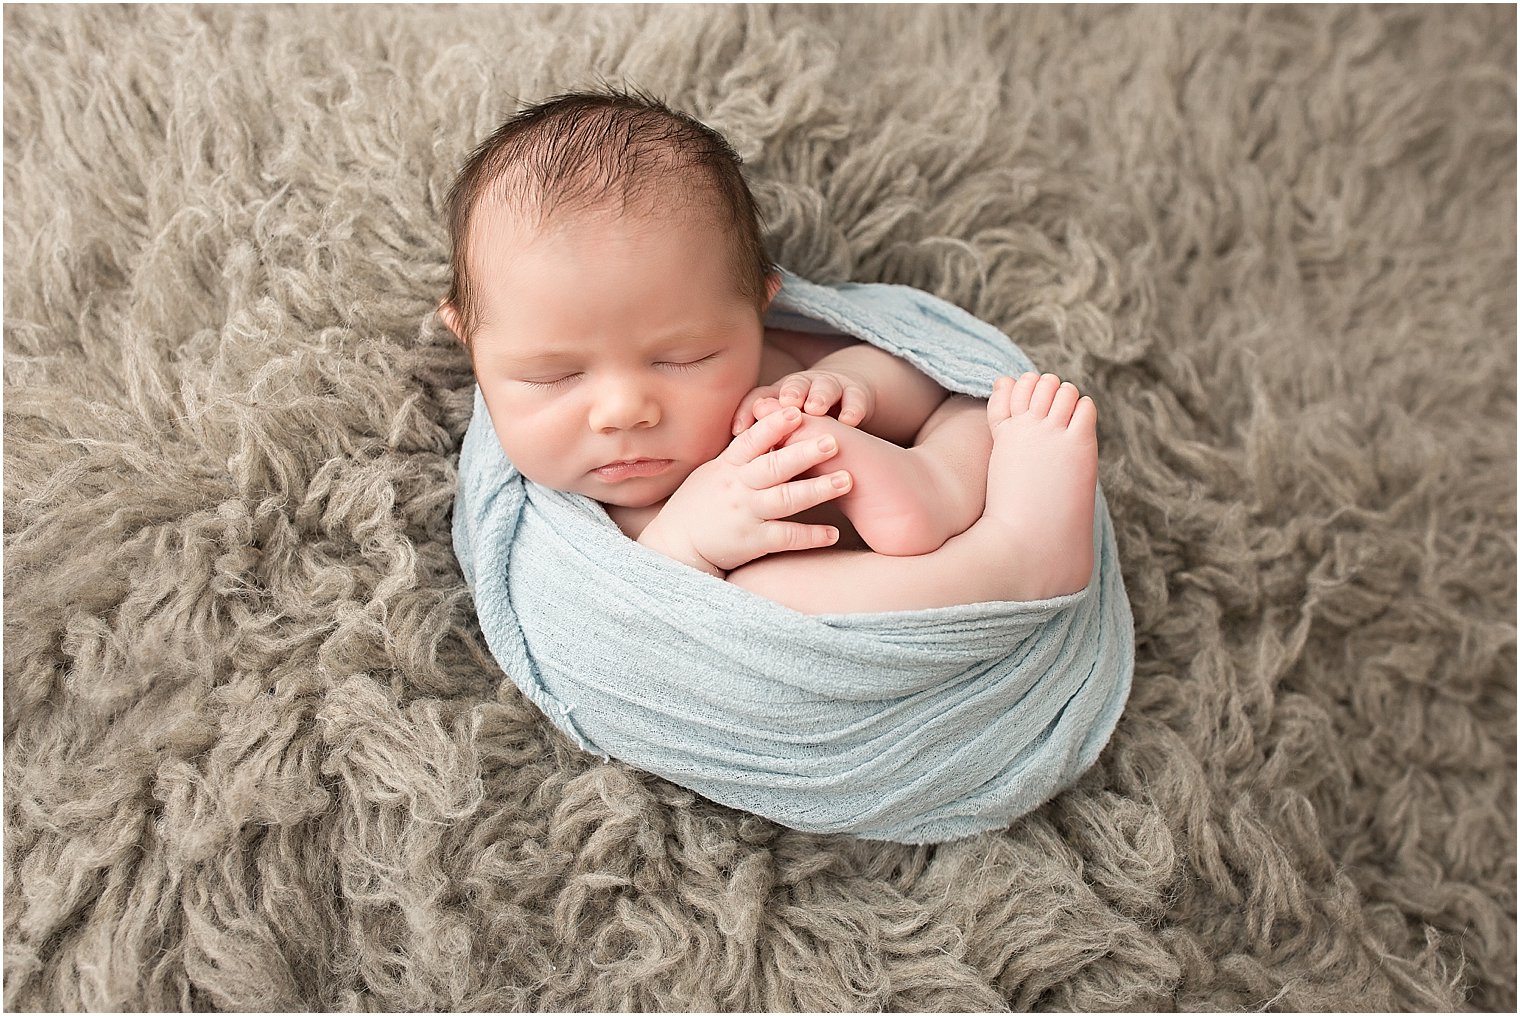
<box><xmin>439</xmin><ymin>87</ymin><xmax>1100</xmax><ymax>615</ymax></box>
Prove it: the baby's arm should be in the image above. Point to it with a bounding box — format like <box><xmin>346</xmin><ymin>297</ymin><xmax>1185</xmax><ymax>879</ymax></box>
<box><xmin>729</xmin><ymin>371</ymin><xmax>1102</xmax><ymax>614</ymax></box>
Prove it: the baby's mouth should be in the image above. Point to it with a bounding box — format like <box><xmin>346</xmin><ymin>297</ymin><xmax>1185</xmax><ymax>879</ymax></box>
<box><xmin>592</xmin><ymin>458</ymin><xmax>674</xmax><ymax>481</ymax></box>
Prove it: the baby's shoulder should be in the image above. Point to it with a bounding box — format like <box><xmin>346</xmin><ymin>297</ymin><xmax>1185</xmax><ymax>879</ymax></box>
<box><xmin>758</xmin><ymin>336</ymin><xmax>806</xmax><ymax>387</ymax></box>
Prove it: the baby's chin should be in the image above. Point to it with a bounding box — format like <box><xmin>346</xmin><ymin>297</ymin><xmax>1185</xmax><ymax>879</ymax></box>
<box><xmin>581</xmin><ymin>473</ymin><xmax>686</xmax><ymax>509</ymax></box>
<box><xmin>591</xmin><ymin>489</ymin><xmax>666</xmax><ymax>509</ymax></box>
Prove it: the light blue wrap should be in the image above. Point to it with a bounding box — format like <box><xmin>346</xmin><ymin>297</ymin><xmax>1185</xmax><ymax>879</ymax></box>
<box><xmin>452</xmin><ymin>269</ymin><xmax>1135</xmax><ymax>843</ymax></box>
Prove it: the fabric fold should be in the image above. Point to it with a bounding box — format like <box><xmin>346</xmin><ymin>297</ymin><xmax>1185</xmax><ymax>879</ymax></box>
<box><xmin>453</xmin><ymin>268</ymin><xmax>1135</xmax><ymax>843</ymax></box>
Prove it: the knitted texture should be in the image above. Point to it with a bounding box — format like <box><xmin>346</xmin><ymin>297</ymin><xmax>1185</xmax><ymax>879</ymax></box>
<box><xmin>4</xmin><ymin>3</ymin><xmax>1514</xmax><ymax>1011</ymax></box>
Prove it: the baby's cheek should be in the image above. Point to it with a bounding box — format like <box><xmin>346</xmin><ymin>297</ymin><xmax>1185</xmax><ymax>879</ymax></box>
<box><xmin>500</xmin><ymin>419</ymin><xmax>576</xmax><ymax>484</ymax></box>
<box><xmin>690</xmin><ymin>423</ymin><xmax>732</xmax><ymax>466</ymax></box>
<box><xmin>720</xmin><ymin>354</ymin><xmax>765</xmax><ymax>396</ymax></box>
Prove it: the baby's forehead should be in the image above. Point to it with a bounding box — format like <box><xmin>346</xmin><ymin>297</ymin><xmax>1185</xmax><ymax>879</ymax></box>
<box><xmin>472</xmin><ymin>194</ymin><xmax>621</xmax><ymax>241</ymax></box>
<box><xmin>481</xmin><ymin>151</ymin><xmax>716</xmax><ymax>222</ymax></box>
<box><xmin>468</xmin><ymin>187</ymin><xmax>716</xmax><ymax>259</ymax></box>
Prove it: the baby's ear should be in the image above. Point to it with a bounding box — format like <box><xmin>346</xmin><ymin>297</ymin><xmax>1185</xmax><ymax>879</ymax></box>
<box><xmin>437</xmin><ymin>298</ymin><xmax>467</xmax><ymax>347</ymax></box>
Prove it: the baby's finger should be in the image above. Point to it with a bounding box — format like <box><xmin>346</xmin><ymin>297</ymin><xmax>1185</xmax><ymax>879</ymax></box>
<box><xmin>747</xmin><ymin>432</ymin><xmax>842</xmax><ymax>488</ymax></box>
<box><xmin>755</xmin><ymin>471</ymin><xmax>853</xmax><ymax>522</ymax></box>
<box><xmin>759</xmin><ymin>519</ymin><xmax>842</xmax><ymax>553</ymax></box>
<box><xmin>837</xmin><ymin>389</ymin><xmax>869</xmax><ymax>427</ymax></box>
<box><xmin>751</xmin><ymin>396</ymin><xmax>786</xmax><ymax>420</ymax></box>
<box><xmin>777</xmin><ymin>376</ymin><xmax>812</xmax><ymax>408</ymax></box>
<box><xmin>732</xmin><ymin>386</ymin><xmax>782</xmax><ymax>434</ymax></box>
<box><xmin>802</xmin><ymin>377</ymin><xmax>843</xmax><ymax>416</ymax></box>
<box><xmin>724</xmin><ymin>406</ymin><xmax>803</xmax><ymax>463</ymax></box>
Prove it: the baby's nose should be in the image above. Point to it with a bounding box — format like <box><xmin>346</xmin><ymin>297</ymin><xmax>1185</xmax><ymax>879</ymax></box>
<box><xmin>588</xmin><ymin>385</ymin><xmax>659</xmax><ymax>432</ymax></box>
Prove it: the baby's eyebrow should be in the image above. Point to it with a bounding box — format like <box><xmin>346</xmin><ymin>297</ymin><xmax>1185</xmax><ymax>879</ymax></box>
<box><xmin>503</xmin><ymin>349</ymin><xmax>583</xmax><ymax>366</ymax></box>
<box><xmin>497</xmin><ymin>334</ymin><xmax>715</xmax><ymax>367</ymax></box>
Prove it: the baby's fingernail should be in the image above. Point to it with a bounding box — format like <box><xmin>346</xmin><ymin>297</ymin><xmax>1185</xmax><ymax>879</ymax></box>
<box><xmin>831</xmin><ymin>472</ymin><xmax>850</xmax><ymax>489</ymax></box>
<box><xmin>783</xmin><ymin>407</ymin><xmax>800</xmax><ymax>421</ymax></box>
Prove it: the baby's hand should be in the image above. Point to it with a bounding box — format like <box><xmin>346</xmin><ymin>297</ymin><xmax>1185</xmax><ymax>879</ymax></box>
<box><xmin>640</xmin><ymin>407</ymin><xmax>853</xmax><ymax>575</ymax></box>
<box><xmin>731</xmin><ymin>368</ymin><xmax>875</xmax><ymax>434</ymax></box>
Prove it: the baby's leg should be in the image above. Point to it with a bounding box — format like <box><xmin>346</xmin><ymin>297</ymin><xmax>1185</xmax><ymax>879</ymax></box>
<box><xmin>905</xmin><ymin>392</ymin><xmax>995</xmax><ymax>533</ymax></box>
<box><xmin>978</xmin><ymin>372</ymin><xmax>1098</xmax><ymax>599</ymax></box>
<box><xmin>725</xmin><ymin>374</ymin><xmax>1099</xmax><ymax>614</ymax></box>
<box><xmin>761</xmin><ymin>395</ymin><xmax>991</xmax><ymax>557</ymax></box>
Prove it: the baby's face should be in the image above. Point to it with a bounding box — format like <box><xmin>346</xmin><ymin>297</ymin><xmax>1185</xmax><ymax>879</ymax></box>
<box><xmin>455</xmin><ymin>204</ymin><xmax>776</xmax><ymax>509</ymax></box>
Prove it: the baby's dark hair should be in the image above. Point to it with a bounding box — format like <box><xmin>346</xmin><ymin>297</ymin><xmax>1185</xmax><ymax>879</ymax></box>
<box><xmin>443</xmin><ymin>83</ymin><xmax>778</xmax><ymax>339</ymax></box>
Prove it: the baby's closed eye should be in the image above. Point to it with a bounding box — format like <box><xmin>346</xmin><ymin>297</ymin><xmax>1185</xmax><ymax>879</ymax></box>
<box><xmin>660</xmin><ymin>353</ymin><xmax>720</xmax><ymax>372</ymax></box>
<box><xmin>520</xmin><ymin>373</ymin><xmax>581</xmax><ymax>389</ymax></box>
<box><xmin>520</xmin><ymin>353</ymin><xmax>721</xmax><ymax>389</ymax></box>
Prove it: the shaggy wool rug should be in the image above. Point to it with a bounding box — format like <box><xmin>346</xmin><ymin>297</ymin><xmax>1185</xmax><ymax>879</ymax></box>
<box><xmin>3</xmin><ymin>3</ymin><xmax>1515</xmax><ymax>1011</ymax></box>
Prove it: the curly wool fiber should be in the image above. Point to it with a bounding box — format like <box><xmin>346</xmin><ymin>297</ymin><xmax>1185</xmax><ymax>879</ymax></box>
<box><xmin>3</xmin><ymin>3</ymin><xmax>1513</xmax><ymax>1011</ymax></box>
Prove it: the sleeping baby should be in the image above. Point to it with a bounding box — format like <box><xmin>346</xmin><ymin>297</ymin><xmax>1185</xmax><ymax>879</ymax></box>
<box><xmin>438</xmin><ymin>87</ymin><xmax>1100</xmax><ymax>616</ymax></box>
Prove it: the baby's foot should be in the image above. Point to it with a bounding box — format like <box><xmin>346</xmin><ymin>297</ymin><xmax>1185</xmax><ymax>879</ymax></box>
<box><xmin>755</xmin><ymin>397</ymin><xmax>959</xmax><ymax>557</ymax></box>
<box><xmin>981</xmin><ymin>372</ymin><xmax>1099</xmax><ymax>599</ymax></box>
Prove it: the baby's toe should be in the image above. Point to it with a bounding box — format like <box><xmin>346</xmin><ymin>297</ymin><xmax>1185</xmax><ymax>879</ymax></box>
<box><xmin>987</xmin><ymin>376</ymin><xmax>1013</xmax><ymax>428</ymax></box>
<box><xmin>1049</xmin><ymin>380</ymin><xmax>1081</xmax><ymax>426</ymax></box>
<box><xmin>1071</xmin><ymin>394</ymin><xmax>1098</xmax><ymax>442</ymax></box>
<box><xmin>1012</xmin><ymin>371</ymin><xmax>1043</xmax><ymax>415</ymax></box>
<box><xmin>1027</xmin><ymin>373</ymin><xmax>1064</xmax><ymax>416</ymax></box>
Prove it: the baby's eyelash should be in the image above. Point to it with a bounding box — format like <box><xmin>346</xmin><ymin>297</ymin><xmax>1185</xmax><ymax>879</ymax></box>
<box><xmin>520</xmin><ymin>374</ymin><xmax>580</xmax><ymax>389</ymax></box>
<box><xmin>661</xmin><ymin>353</ymin><xmax>718</xmax><ymax>373</ymax></box>
<box><xmin>519</xmin><ymin>354</ymin><xmax>717</xmax><ymax>390</ymax></box>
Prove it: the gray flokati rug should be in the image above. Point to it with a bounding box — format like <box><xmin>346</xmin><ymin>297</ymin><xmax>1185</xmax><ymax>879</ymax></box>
<box><xmin>4</xmin><ymin>4</ymin><xmax>1514</xmax><ymax>1011</ymax></box>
